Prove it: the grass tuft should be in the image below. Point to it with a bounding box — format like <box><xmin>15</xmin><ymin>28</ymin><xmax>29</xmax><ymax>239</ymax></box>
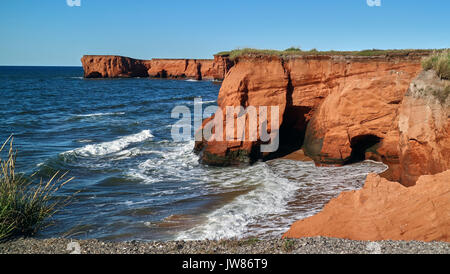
<box><xmin>282</xmin><ymin>238</ymin><xmax>296</xmax><ymax>252</ymax></box>
<box><xmin>433</xmin><ymin>84</ymin><xmax>450</xmax><ymax>104</ymax></box>
<box><xmin>422</xmin><ymin>49</ymin><xmax>450</xmax><ymax>80</ymax></box>
<box><xmin>0</xmin><ymin>136</ymin><xmax>74</xmax><ymax>241</ymax></box>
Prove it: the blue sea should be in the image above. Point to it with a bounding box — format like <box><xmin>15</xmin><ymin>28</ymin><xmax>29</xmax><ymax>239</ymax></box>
<box><xmin>0</xmin><ymin>66</ymin><xmax>387</xmax><ymax>241</ymax></box>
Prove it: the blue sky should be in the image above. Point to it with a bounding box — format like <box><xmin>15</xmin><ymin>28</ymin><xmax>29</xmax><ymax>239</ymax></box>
<box><xmin>0</xmin><ymin>0</ymin><xmax>448</xmax><ymax>66</ymax></box>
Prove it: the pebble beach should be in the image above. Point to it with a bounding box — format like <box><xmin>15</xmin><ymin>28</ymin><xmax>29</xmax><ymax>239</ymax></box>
<box><xmin>1</xmin><ymin>237</ymin><xmax>448</xmax><ymax>254</ymax></box>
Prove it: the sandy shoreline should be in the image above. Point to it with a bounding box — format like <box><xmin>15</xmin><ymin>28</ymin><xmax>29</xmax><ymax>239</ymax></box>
<box><xmin>1</xmin><ymin>237</ymin><xmax>448</xmax><ymax>254</ymax></box>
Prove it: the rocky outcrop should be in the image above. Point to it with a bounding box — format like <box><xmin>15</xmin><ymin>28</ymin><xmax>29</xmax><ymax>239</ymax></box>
<box><xmin>147</xmin><ymin>59</ymin><xmax>193</xmax><ymax>78</ymax></box>
<box><xmin>397</xmin><ymin>70</ymin><xmax>450</xmax><ymax>186</ymax></box>
<box><xmin>195</xmin><ymin>54</ymin><xmax>424</xmax><ymax>167</ymax></box>
<box><xmin>283</xmin><ymin>170</ymin><xmax>450</xmax><ymax>242</ymax></box>
<box><xmin>81</xmin><ymin>55</ymin><xmax>151</xmax><ymax>78</ymax></box>
<box><xmin>81</xmin><ymin>55</ymin><xmax>233</xmax><ymax>80</ymax></box>
<box><xmin>209</xmin><ymin>55</ymin><xmax>235</xmax><ymax>80</ymax></box>
<box><xmin>283</xmin><ymin>69</ymin><xmax>450</xmax><ymax>242</ymax></box>
<box><xmin>301</xmin><ymin>59</ymin><xmax>423</xmax><ymax>182</ymax></box>
<box><xmin>195</xmin><ymin>56</ymin><xmax>289</xmax><ymax>165</ymax></box>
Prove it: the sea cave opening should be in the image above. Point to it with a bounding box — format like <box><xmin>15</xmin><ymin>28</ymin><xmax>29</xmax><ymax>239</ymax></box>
<box><xmin>262</xmin><ymin>106</ymin><xmax>311</xmax><ymax>161</ymax></box>
<box><xmin>86</xmin><ymin>71</ymin><xmax>102</xmax><ymax>78</ymax></box>
<box><xmin>345</xmin><ymin>134</ymin><xmax>382</xmax><ymax>164</ymax></box>
<box><xmin>157</xmin><ymin>69</ymin><xmax>168</xmax><ymax>78</ymax></box>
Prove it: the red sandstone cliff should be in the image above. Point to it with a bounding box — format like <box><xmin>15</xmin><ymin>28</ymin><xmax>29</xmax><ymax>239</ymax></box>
<box><xmin>81</xmin><ymin>55</ymin><xmax>233</xmax><ymax>80</ymax></box>
<box><xmin>195</xmin><ymin>57</ymin><xmax>289</xmax><ymax>165</ymax></box>
<box><xmin>398</xmin><ymin>70</ymin><xmax>450</xmax><ymax>186</ymax></box>
<box><xmin>81</xmin><ymin>55</ymin><xmax>151</xmax><ymax>78</ymax></box>
<box><xmin>195</xmin><ymin>54</ymin><xmax>424</xmax><ymax>171</ymax></box>
<box><xmin>283</xmin><ymin>69</ymin><xmax>450</xmax><ymax>241</ymax></box>
<box><xmin>283</xmin><ymin>170</ymin><xmax>450</xmax><ymax>242</ymax></box>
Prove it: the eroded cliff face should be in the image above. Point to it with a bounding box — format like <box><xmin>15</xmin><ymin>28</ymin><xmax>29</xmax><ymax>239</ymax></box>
<box><xmin>282</xmin><ymin>69</ymin><xmax>450</xmax><ymax>242</ymax></box>
<box><xmin>81</xmin><ymin>55</ymin><xmax>151</xmax><ymax>78</ymax></box>
<box><xmin>192</xmin><ymin>52</ymin><xmax>448</xmax><ymax>242</ymax></box>
<box><xmin>397</xmin><ymin>70</ymin><xmax>450</xmax><ymax>186</ymax></box>
<box><xmin>195</xmin><ymin>57</ymin><xmax>289</xmax><ymax>165</ymax></box>
<box><xmin>301</xmin><ymin>59</ymin><xmax>423</xmax><ymax>182</ymax></box>
<box><xmin>81</xmin><ymin>55</ymin><xmax>233</xmax><ymax>80</ymax></box>
<box><xmin>195</xmin><ymin>55</ymin><xmax>424</xmax><ymax>170</ymax></box>
<box><xmin>282</xmin><ymin>170</ymin><xmax>450</xmax><ymax>242</ymax></box>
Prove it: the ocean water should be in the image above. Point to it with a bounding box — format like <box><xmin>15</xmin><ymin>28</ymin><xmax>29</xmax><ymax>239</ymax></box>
<box><xmin>0</xmin><ymin>66</ymin><xmax>387</xmax><ymax>241</ymax></box>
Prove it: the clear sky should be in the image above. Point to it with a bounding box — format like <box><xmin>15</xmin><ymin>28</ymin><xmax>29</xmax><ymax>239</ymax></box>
<box><xmin>0</xmin><ymin>0</ymin><xmax>448</xmax><ymax>66</ymax></box>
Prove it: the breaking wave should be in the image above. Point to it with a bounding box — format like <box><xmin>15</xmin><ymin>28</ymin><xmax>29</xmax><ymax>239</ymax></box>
<box><xmin>175</xmin><ymin>162</ymin><xmax>297</xmax><ymax>240</ymax></box>
<box><xmin>175</xmin><ymin>159</ymin><xmax>388</xmax><ymax>240</ymax></box>
<box><xmin>62</xmin><ymin>130</ymin><xmax>153</xmax><ymax>157</ymax></box>
<box><xmin>127</xmin><ymin>140</ymin><xmax>201</xmax><ymax>184</ymax></box>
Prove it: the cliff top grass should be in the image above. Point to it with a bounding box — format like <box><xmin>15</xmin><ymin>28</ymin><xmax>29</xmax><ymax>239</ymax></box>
<box><xmin>216</xmin><ymin>47</ymin><xmax>437</xmax><ymax>60</ymax></box>
<box><xmin>421</xmin><ymin>50</ymin><xmax>450</xmax><ymax>104</ymax></box>
<box><xmin>422</xmin><ymin>49</ymin><xmax>450</xmax><ymax>80</ymax></box>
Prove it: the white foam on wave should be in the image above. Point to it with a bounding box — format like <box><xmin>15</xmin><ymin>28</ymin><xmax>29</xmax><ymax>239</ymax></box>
<box><xmin>193</xmin><ymin>100</ymin><xmax>216</xmax><ymax>105</ymax></box>
<box><xmin>121</xmin><ymin>136</ymin><xmax>387</xmax><ymax>240</ymax></box>
<box><xmin>77</xmin><ymin>139</ymin><xmax>93</xmax><ymax>143</ymax></box>
<box><xmin>74</xmin><ymin>112</ymin><xmax>125</xmax><ymax>118</ymax></box>
<box><xmin>112</xmin><ymin>147</ymin><xmax>164</xmax><ymax>161</ymax></box>
<box><xmin>63</xmin><ymin>129</ymin><xmax>153</xmax><ymax>157</ymax></box>
<box><xmin>127</xmin><ymin>140</ymin><xmax>201</xmax><ymax>184</ymax></box>
<box><xmin>175</xmin><ymin>162</ymin><xmax>298</xmax><ymax>240</ymax></box>
<box><xmin>175</xmin><ymin>159</ymin><xmax>388</xmax><ymax>240</ymax></box>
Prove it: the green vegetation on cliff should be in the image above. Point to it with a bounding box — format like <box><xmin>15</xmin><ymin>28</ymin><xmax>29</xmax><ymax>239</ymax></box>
<box><xmin>216</xmin><ymin>48</ymin><xmax>436</xmax><ymax>60</ymax></box>
<box><xmin>0</xmin><ymin>137</ymin><xmax>73</xmax><ymax>241</ymax></box>
<box><xmin>422</xmin><ymin>49</ymin><xmax>450</xmax><ymax>80</ymax></box>
<box><xmin>420</xmin><ymin>50</ymin><xmax>450</xmax><ymax>104</ymax></box>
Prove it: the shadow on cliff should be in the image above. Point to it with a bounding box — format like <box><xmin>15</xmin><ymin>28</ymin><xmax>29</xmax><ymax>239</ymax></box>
<box><xmin>345</xmin><ymin>134</ymin><xmax>382</xmax><ymax>164</ymax></box>
<box><xmin>263</xmin><ymin>75</ymin><xmax>312</xmax><ymax>161</ymax></box>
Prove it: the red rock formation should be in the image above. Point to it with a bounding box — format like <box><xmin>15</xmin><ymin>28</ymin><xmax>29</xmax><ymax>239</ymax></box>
<box><xmin>147</xmin><ymin>59</ymin><xmax>199</xmax><ymax>79</ymax></box>
<box><xmin>81</xmin><ymin>55</ymin><xmax>233</xmax><ymax>80</ymax></box>
<box><xmin>147</xmin><ymin>59</ymin><xmax>189</xmax><ymax>78</ymax></box>
<box><xmin>196</xmin><ymin>55</ymin><xmax>424</xmax><ymax>167</ymax></box>
<box><xmin>301</xmin><ymin>59</ymin><xmax>422</xmax><ymax>171</ymax></box>
<box><xmin>208</xmin><ymin>55</ymin><xmax>235</xmax><ymax>80</ymax></box>
<box><xmin>81</xmin><ymin>55</ymin><xmax>151</xmax><ymax>78</ymax></box>
<box><xmin>398</xmin><ymin>70</ymin><xmax>450</xmax><ymax>186</ymax></box>
<box><xmin>195</xmin><ymin>57</ymin><xmax>289</xmax><ymax>165</ymax></box>
<box><xmin>283</xmin><ymin>69</ymin><xmax>450</xmax><ymax>242</ymax></box>
<box><xmin>283</xmin><ymin>170</ymin><xmax>450</xmax><ymax>242</ymax></box>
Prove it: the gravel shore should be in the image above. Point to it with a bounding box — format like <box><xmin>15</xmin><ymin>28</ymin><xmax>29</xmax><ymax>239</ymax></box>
<box><xmin>1</xmin><ymin>237</ymin><xmax>448</xmax><ymax>254</ymax></box>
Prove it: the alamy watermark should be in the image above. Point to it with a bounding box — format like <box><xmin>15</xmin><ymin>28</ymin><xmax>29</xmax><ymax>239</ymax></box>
<box><xmin>66</xmin><ymin>0</ymin><xmax>81</xmax><ymax>7</ymax></box>
<box><xmin>366</xmin><ymin>0</ymin><xmax>381</xmax><ymax>7</ymax></box>
<box><xmin>171</xmin><ymin>98</ymin><xmax>280</xmax><ymax>152</ymax></box>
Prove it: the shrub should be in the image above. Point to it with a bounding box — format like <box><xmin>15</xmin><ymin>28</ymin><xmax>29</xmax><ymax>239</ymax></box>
<box><xmin>422</xmin><ymin>50</ymin><xmax>450</xmax><ymax>80</ymax></box>
<box><xmin>0</xmin><ymin>136</ymin><xmax>73</xmax><ymax>241</ymax></box>
<box><xmin>434</xmin><ymin>84</ymin><xmax>450</xmax><ymax>104</ymax></box>
<box><xmin>284</xmin><ymin>47</ymin><xmax>302</xmax><ymax>52</ymax></box>
<box><xmin>282</xmin><ymin>239</ymin><xmax>296</xmax><ymax>252</ymax></box>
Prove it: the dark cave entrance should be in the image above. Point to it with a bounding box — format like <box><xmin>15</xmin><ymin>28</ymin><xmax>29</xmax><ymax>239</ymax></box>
<box><xmin>345</xmin><ymin>134</ymin><xmax>382</xmax><ymax>164</ymax></box>
<box><xmin>262</xmin><ymin>75</ymin><xmax>312</xmax><ymax>161</ymax></box>
<box><xmin>156</xmin><ymin>69</ymin><xmax>168</xmax><ymax>78</ymax></box>
<box><xmin>262</xmin><ymin>106</ymin><xmax>311</xmax><ymax>161</ymax></box>
<box><xmin>86</xmin><ymin>71</ymin><xmax>102</xmax><ymax>78</ymax></box>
